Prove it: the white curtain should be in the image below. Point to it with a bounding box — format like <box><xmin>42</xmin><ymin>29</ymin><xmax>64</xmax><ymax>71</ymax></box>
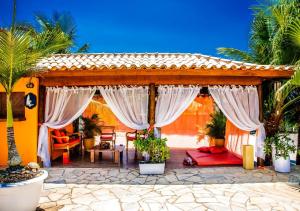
<box><xmin>38</xmin><ymin>87</ymin><xmax>96</xmax><ymax>167</ymax></box>
<box><xmin>208</xmin><ymin>86</ymin><xmax>265</xmax><ymax>158</ymax></box>
<box><xmin>155</xmin><ymin>85</ymin><xmax>201</xmax><ymax>127</ymax></box>
<box><xmin>98</xmin><ymin>86</ymin><xmax>149</xmax><ymax>130</ymax></box>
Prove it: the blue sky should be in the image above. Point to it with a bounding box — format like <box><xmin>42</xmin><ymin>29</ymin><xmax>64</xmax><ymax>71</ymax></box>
<box><xmin>0</xmin><ymin>0</ymin><xmax>255</xmax><ymax>56</ymax></box>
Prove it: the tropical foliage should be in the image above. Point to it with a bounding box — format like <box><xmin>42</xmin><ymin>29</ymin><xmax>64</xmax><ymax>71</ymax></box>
<box><xmin>17</xmin><ymin>11</ymin><xmax>89</xmax><ymax>53</ymax></box>
<box><xmin>134</xmin><ymin>129</ymin><xmax>170</xmax><ymax>163</ymax></box>
<box><xmin>264</xmin><ymin>131</ymin><xmax>299</xmax><ymax>159</ymax></box>
<box><xmin>206</xmin><ymin>109</ymin><xmax>226</xmax><ymax>139</ymax></box>
<box><xmin>81</xmin><ymin>114</ymin><xmax>101</xmax><ymax>138</ymax></box>
<box><xmin>218</xmin><ymin>0</ymin><xmax>300</xmax><ymax>65</ymax></box>
<box><xmin>218</xmin><ymin>0</ymin><xmax>300</xmax><ymax>136</ymax></box>
<box><xmin>0</xmin><ymin>2</ymin><xmax>72</xmax><ymax>166</ymax></box>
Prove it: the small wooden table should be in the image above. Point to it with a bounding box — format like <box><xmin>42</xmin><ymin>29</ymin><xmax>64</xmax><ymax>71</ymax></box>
<box><xmin>90</xmin><ymin>145</ymin><xmax>125</xmax><ymax>166</ymax></box>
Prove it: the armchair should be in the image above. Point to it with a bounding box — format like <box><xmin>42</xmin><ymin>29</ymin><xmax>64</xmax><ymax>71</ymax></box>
<box><xmin>50</xmin><ymin>129</ymin><xmax>82</xmax><ymax>162</ymax></box>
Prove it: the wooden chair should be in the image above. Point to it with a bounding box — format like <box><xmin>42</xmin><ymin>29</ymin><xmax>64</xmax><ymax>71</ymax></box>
<box><xmin>99</xmin><ymin>126</ymin><xmax>116</xmax><ymax>149</ymax></box>
<box><xmin>126</xmin><ymin>130</ymin><xmax>146</xmax><ymax>160</ymax></box>
<box><xmin>50</xmin><ymin>129</ymin><xmax>82</xmax><ymax>162</ymax></box>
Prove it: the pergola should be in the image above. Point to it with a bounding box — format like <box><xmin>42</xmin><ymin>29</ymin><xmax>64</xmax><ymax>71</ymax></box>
<box><xmin>36</xmin><ymin>53</ymin><xmax>294</xmax><ymax>166</ymax></box>
<box><xmin>37</xmin><ymin>53</ymin><xmax>293</xmax><ymax>122</ymax></box>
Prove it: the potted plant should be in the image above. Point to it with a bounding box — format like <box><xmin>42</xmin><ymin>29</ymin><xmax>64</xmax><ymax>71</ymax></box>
<box><xmin>82</xmin><ymin>114</ymin><xmax>101</xmax><ymax>150</ymax></box>
<box><xmin>134</xmin><ymin>128</ymin><xmax>170</xmax><ymax>174</ymax></box>
<box><xmin>0</xmin><ymin>1</ymin><xmax>72</xmax><ymax>210</ymax></box>
<box><xmin>264</xmin><ymin>132</ymin><xmax>299</xmax><ymax>173</ymax></box>
<box><xmin>206</xmin><ymin>109</ymin><xmax>226</xmax><ymax>147</ymax></box>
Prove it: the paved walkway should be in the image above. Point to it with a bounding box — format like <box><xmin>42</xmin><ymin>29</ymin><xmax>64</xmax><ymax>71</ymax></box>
<box><xmin>39</xmin><ymin>166</ymin><xmax>300</xmax><ymax>211</ymax></box>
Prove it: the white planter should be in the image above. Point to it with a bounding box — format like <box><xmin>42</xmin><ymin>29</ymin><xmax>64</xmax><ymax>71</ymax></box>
<box><xmin>139</xmin><ymin>162</ymin><xmax>165</xmax><ymax>175</ymax></box>
<box><xmin>0</xmin><ymin>170</ymin><xmax>48</xmax><ymax>211</ymax></box>
<box><xmin>274</xmin><ymin>156</ymin><xmax>291</xmax><ymax>173</ymax></box>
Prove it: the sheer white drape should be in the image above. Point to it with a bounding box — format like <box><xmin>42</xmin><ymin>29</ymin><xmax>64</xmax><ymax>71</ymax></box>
<box><xmin>38</xmin><ymin>87</ymin><xmax>96</xmax><ymax>167</ymax></box>
<box><xmin>98</xmin><ymin>86</ymin><xmax>149</xmax><ymax>130</ymax></box>
<box><xmin>154</xmin><ymin>85</ymin><xmax>201</xmax><ymax>128</ymax></box>
<box><xmin>208</xmin><ymin>86</ymin><xmax>265</xmax><ymax>158</ymax></box>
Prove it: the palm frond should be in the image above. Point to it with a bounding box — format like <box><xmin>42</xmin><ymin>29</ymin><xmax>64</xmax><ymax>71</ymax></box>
<box><xmin>76</xmin><ymin>43</ymin><xmax>90</xmax><ymax>53</ymax></box>
<box><xmin>0</xmin><ymin>28</ymin><xmax>72</xmax><ymax>93</ymax></box>
<box><xmin>217</xmin><ymin>48</ymin><xmax>254</xmax><ymax>62</ymax></box>
<box><xmin>289</xmin><ymin>19</ymin><xmax>300</xmax><ymax>47</ymax></box>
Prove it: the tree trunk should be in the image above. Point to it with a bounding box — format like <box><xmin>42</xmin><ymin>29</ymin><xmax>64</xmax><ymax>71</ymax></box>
<box><xmin>6</xmin><ymin>93</ymin><xmax>22</xmax><ymax>167</ymax></box>
<box><xmin>296</xmin><ymin>122</ymin><xmax>300</xmax><ymax>165</ymax></box>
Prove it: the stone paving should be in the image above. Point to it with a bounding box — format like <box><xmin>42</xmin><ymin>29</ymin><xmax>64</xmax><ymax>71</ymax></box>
<box><xmin>39</xmin><ymin>166</ymin><xmax>300</xmax><ymax>211</ymax></box>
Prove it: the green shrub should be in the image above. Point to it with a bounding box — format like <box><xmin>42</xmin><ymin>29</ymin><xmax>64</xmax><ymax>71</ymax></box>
<box><xmin>134</xmin><ymin>129</ymin><xmax>170</xmax><ymax>163</ymax></box>
<box><xmin>206</xmin><ymin>109</ymin><xmax>226</xmax><ymax>139</ymax></box>
<box><xmin>264</xmin><ymin>132</ymin><xmax>299</xmax><ymax>159</ymax></box>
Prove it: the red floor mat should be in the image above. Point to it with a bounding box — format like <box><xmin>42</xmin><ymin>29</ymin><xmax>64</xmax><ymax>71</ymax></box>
<box><xmin>186</xmin><ymin>150</ymin><xmax>242</xmax><ymax>166</ymax></box>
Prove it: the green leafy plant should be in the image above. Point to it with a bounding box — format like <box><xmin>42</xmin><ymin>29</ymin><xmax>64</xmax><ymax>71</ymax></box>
<box><xmin>81</xmin><ymin>114</ymin><xmax>101</xmax><ymax>138</ymax></box>
<box><xmin>264</xmin><ymin>132</ymin><xmax>299</xmax><ymax>160</ymax></box>
<box><xmin>217</xmin><ymin>0</ymin><xmax>300</xmax><ymax>164</ymax></box>
<box><xmin>206</xmin><ymin>109</ymin><xmax>226</xmax><ymax>139</ymax></box>
<box><xmin>0</xmin><ymin>0</ymin><xmax>72</xmax><ymax>167</ymax></box>
<box><xmin>134</xmin><ymin>129</ymin><xmax>170</xmax><ymax>163</ymax></box>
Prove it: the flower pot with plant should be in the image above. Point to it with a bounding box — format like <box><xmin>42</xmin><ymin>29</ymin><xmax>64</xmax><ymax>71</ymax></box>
<box><xmin>0</xmin><ymin>1</ymin><xmax>73</xmax><ymax>210</ymax></box>
<box><xmin>206</xmin><ymin>109</ymin><xmax>226</xmax><ymax>147</ymax></box>
<box><xmin>264</xmin><ymin>132</ymin><xmax>300</xmax><ymax>173</ymax></box>
<box><xmin>134</xmin><ymin>128</ymin><xmax>170</xmax><ymax>175</ymax></box>
<box><xmin>82</xmin><ymin>114</ymin><xmax>101</xmax><ymax>150</ymax></box>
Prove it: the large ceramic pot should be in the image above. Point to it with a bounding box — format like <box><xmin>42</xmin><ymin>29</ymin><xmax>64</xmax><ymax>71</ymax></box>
<box><xmin>274</xmin><ymin>156</ymin><xmax>290</xmax><ymax>173</ymax></box>
<box><xmin>139</xmin><ymin>162</ymin><xmax>165</xmax><ymax>175</ymax></box>
<box><xmin>0</xmin><ymin>170</ymin><xmax>48</xmax><ymax>211</ymax></box>
<box><xmin>84</xmin><ymin>138</ymin><xmax>95</xmax><ymax>150</ymax></box>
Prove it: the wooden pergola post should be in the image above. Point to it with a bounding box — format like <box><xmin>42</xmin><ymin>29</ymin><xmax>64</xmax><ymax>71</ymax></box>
<box><xmin>148</xmin><ymin>83</ymin><xmax>156</xmax><ymax>127</ymax></box>
<box><xmin>148</xmin><ymin>83</ymin><xmax>161</xmax><ymax>137</ymax></box>
<box><xmin>257</xmin><ymin>83</ymin><xmax>265</xmax><ymax>167</ymax></box>
<box><xmin>37</xmin><ymin>85</ymin><xmax>46</xmax><ymax>166</ymax></box>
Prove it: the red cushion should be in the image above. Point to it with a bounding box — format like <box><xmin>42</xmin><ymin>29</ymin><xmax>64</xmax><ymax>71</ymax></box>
<box><xmin>53</xmin><ymin>130</ymin><xmax>63</xmax><ymax>144</ymax></box>
<box><xmin>60</xmin><ymin>132</ymin><xmax>69</xmax><ymax>143</ymax></box>
<box><xmin>54</xmin><ymin>139</ymin><xmax>80</xmax><ymax>148</ymax></box>
<box><xmin>186</xmin><ymin>150</ymin><xmax>242</xmax><ymax>166</ymax></box>
<box><xmin>197</xmin><ymin>146</ymin><xmax>211</xmax><ymax>153</ymax></box>
<box><xmin>209</xmin><ymin>146</ymin><xmax>228</xmax><ymax>154</ymax></box>
<box><xmin>54</xmin><ymin>130</ymin><xmax>61</xmax><ymax>137</ymax></box>
<box><xmin>127</xmin><ymin>134</ymin><xmax>136</xmax><ymax>141</ymax></box>
<box><xmin>101</xmin><ymin>134</ymin><xmax>113</xmax><ymax>140</ymax></box>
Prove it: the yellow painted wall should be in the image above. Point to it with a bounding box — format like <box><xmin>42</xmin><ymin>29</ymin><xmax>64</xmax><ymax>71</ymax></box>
<box><xmin>0</xmin><ymin>78</ymin><xmax>39</xmax><ymax>166</ymax></box>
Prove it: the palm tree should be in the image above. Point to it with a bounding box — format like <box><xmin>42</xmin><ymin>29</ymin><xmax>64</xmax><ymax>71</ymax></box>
<box><xmin>218</xmin><ymin>0</ymin><xmax>300</xmax><ymax>164</ymax></box>
<box><xmin>218</xmin><ymin>0</ymin><xmax>300</xmax><ymax>65</ymax></box>
<box><xmin>0</xmin><ymin>2</ymin><xmax>72</xmax><ymax>167</ymax></box>
<box><xmin>34</xmin><ymin>12</ymin><xmax>90</xmax><ymax>53</ymax></box>
<box><xmin>219</xmin><ymin>0</ymin><xmax>300</xmax><ymax>130</ymax></box>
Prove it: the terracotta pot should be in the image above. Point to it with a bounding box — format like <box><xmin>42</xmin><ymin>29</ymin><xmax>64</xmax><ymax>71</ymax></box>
<box><xmin>214</xmin><ymin>138</ymin><xmax>225</xmax><ymax>147</ymax></box>
<box><xmin>84</xmin><ymin>138</ymin><xmax>95</xmax><ymax>150</ymax></box>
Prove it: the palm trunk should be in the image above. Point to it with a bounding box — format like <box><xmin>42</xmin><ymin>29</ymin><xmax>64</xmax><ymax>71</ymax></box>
<box><xmin>296</xmin><ymin>122</ymin><xmax>300</xmax><ymax>165</ymax></box>
<box><xmin>6</xmin><ymin>93</ymin><xmax>22</xmax><ymax>167</ymax></box>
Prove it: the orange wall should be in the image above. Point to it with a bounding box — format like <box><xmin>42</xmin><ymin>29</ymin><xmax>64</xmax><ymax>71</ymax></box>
<box><xmin>0</xmin><ymin>78</ymin><xmax>39</xmax><ymax>166</ymax></box>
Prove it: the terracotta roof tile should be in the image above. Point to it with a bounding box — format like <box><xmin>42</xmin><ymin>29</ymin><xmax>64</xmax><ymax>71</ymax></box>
<box><xmin>37</xmin><ymin>53</ymin><xmax>293</xmax><ymax>71</ymax></box>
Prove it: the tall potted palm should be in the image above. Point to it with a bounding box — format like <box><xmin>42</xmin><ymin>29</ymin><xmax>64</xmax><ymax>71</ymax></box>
<box><xmin>82</xmin><ymin>114</ymin><xmax>101</xmax><ymax>150</ymax></box>
<box><xmin>206</xmin><ymin>109</ymin><xmax>226</xmax><ymax>147</ymax></box>
<box><xmin>0</xmin><ymin>2</ymin><xmax>72</xmax><ymax>210</ymax></box>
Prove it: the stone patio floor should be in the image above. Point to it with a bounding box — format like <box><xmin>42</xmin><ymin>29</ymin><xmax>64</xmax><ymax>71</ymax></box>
<box><xmin>39</xmin><ymin>166</ymin><xmax>300</xmax><ymax>211</ymax></box>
